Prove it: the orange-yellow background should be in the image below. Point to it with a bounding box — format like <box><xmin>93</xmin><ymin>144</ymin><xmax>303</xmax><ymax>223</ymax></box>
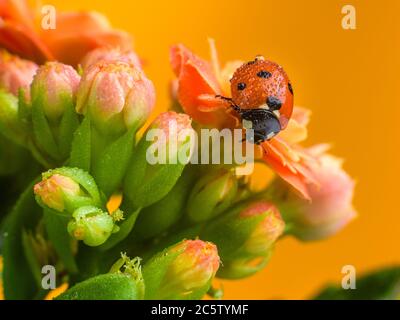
<box><xmin>47</xmin><ymin>0</ymin><xmax>399</xmax><ymax>299</ymax></box>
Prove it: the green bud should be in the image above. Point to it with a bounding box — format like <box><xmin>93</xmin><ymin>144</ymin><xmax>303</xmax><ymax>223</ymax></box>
<box><xmin>34</xmin><ymin>167</ymin><xmax>102</xmax><ymax>215</ymax></box>
<box><xmin>200</xmin><ymin>201</ymin><xmax>285</xmax><ymax>279</ymax></box>
<box><xmin>143</xmin><ymin>239</ymin><xmax>220</xmax><ymax>300</ymax></box>
<box><xmin>0</xmin><ymin>91</ymin><xmax>27</xmax><ymax>145</ymax></box>
<box><xmin>186</xmin><ymin>168</ymin><xmax>238</xmax><ymax>223</ymax></box>
<box><xmin>67</xmin><ymin>206</ymin><xmax>119</xmax><ymax>247</ymax></box>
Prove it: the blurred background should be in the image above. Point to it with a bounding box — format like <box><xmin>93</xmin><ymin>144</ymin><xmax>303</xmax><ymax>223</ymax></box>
<box><xmin>45</xmin><ymin>0</ymin><xmax>400</xmax><ymax>299</ymax></box>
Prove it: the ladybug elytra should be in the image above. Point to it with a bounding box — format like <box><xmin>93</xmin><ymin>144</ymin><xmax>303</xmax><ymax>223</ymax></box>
<box><xmin>217</xmin><ymin>56</ymin><xmax>294</xmax><ymax>144</ymax></box>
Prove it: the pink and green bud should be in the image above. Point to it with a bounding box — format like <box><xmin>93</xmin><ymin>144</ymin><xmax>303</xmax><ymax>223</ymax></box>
<box><xmin>33</xmin><ymin>167</ymin><xmax>102</xmax><ymax>214</ymax></box>
<box><xmin>30</xmin><ymin>62</ymin><xmax>80</xmax><ymax>122</ymax></box>
<box><xmin>124</xmin><ymin>111</ymin><xmax>195</xmax><ymax>208</ymax></box>
<box><xmin>239</xmin><ymin>201</ymin><xmax>285</xmax><ymax>256</ymax></box>
<box><xmin>0</xmin><ymin>50</ymin><xmax>38</xmax><ymax>97</ymax></box>
<box><xmin>143</xmin><ymin>239</ymin><xmax>220</xmax><ymax>299</ymax></box>
<box><xmin>274</xmin><ymin>151</ymin><xmax>357</xmax><ymax>241</ymax></box>
<box><xmin>200</xmin><ymin>200</ymin><xmax>285</xmax><ymax>279</ymax></box>
<box><xmin>80</xmin><ymin>47</ymin><xmax>141</xmax><ymax>70</ymax></box>
<box><xmin>67</xmin><ymin>206</ymin><xmax>118</xmax><ymax>247</ymax></box>
<box><xmin>187</xmin><ymin>168</ymin><xmax>238</xmax><ymax>222</ymax></box>
<box><xmin>34</xmin><ymin>174</ymin><xmax>81</xmax><ymax>212</ymax></box>
<box><xmin>76</xmin><ymin>61</ymin><xmax>155</xmax><ymax>136</ymax></box>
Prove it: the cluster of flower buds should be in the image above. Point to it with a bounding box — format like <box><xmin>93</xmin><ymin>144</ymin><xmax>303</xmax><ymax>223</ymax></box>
<box><xmin>0</xmin><ymin>23</ymin><xmax>358</xmax><ymax>301</ymax></box>
<box><xmin>34</xmin><ymin>167</ymin><xmax>120</xmax><ymax>246</ymax></box>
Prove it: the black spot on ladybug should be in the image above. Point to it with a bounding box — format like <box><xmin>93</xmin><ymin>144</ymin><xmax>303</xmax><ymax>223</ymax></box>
<box><xmin>247</xmin><ymin>60</ymin><xmax>256</xmax><ymax>65</ymax></box>
<box><xmin>266</xmin><ymin>96</ymin><xmax>282</xmax><ymax>110</ymax></box>
<box><xmin>288</xmin><ymin>82</ymin><xmax>293</xmax><ymax>95</ymax></box>
<box><xmin>237</xmin><ymin>82</ymin><xmax>246</xmax><ymax>90</ymax></box>
<box><xmin>257</xmin><ymin>70</ymin><xmax>272</xmax><ymax>78</ymax></box>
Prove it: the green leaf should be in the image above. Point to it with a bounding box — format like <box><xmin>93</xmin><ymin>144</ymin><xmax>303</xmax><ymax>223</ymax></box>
<box><xmin>99</xmin><ymin>208</ymin><xmax>140</xmax><ymax>251</ymax></box>
<box><xmin>93</xmin><ymin>127</ymin><xmax>136</xmax><ymax>197</ymax></box>
<box><xmin>130</xmin><ymin>162</ymin><xmax>186</xmax><ymax>209</ymax></box>
<box><xmin>43</xmin><ymin>209</ymin><xmax>78</xmax><ymax>273</ymax></box>
<box><xmin>314</xmin><ymin>266</ymin><xmax>400</xmax><ymax>300</ymax></box>
<box><xmin>2</xmin><ymin>179</ymin><xmax>43</xmax><ymax>299</ymax></box>
<box><xmin>58</xmin><ymin>103</ymin><xmax>79</xmax><ymax>159</ymax></box>
<box><xmin>69</xmin><ymin>117</ymin><xmax>91</xmax><ymax>172</ymax></box>
<box><xmin>31</xmin><ymin>97</ymin><xmax>59</xmax><ymax>160</ymax></box>
<box><xmin>56</xmin><ymin>273</ymin><xmax>140</xmax><ymax>300</ymax></box>
<box><xmin>134</xmin><ymin>169</ymin><xmax>195</xmax><ymax>240</ymax></box>
<box><xmin>21</xmin><ymin>230</ymin><xmax>43</xmax><ymax>286</ymax></box>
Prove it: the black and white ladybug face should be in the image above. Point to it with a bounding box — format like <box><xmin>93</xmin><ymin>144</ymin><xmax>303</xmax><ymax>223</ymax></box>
<box><xmin>240</xmin><ymin>108</ymin><xmax>281</xmax><ymax>143</ymax></box>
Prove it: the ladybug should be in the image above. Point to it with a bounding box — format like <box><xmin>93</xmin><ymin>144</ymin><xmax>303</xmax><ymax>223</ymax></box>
<box><xmin>217</xmin><ymin>56</ymin><xmax>294</xmax><ymax>144</ymax></box>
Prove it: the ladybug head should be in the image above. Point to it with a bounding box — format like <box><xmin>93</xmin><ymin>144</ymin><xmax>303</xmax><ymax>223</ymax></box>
<box><xmin>230</xmin><ymin>56</ymin><xmax>294</xmax><ymax>129</ymax></box>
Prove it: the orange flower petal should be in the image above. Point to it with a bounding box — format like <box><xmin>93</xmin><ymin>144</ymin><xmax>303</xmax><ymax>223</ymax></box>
<box><xmin>0</xmin><ymin>21</ymin><xmax>53</xmax><ymax>63</ymax></box>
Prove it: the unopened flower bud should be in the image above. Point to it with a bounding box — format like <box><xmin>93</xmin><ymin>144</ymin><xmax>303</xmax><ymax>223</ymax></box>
<box><xmin>273</xmin><ymin>151</ymin><xmax>356</xmax><ymax>241</ymax></box>
<box><xmin>200</xmin><ymin>201</ymin><xmax>285</xmax><ymax>279</ymax></box>
<box><xmin>76</xmin><ymin>61</ymin><xmax>155</xmax><ymax>136</ymax></box>
<box><xmin>67</xmin><ymin>206</ymin><xmax>117</xmax><ymax>247</ymax></box>
<box><xmin>143</xmin><ymin>239</ymin><xmax>220</xmax><ymax>299</ymax></box>
<box><xmin>0</xmin><ymin>50</ymin><xmax>38</xmax><ymax>97</ymax></box>
<box><xmin>80</xmin><ymin>47</ymin><xmax>141</xmax><ymax>70</ymax></box>
<box><xmin>31</xmin><ymin>62</ymin><xmax>80</xmax><ymax>122</ymax></box>
<box><xmin>187</xmin><ymin>168</ymin><xmax>238</xmax><ymax>222</ymax></box>
<box><xmin>34</xmin><ymin>167</ymin><xmax>102</xmax><ymax>214</ymax></box>
<box><xmin>239</xmin><ymin>201</ymin><xmax>285</xmax><ymax>256</ymax></box>
<box><xmin>124</xmin><ymin>111</ymin><xmax>195</xmax><ymax>208</ymax></box>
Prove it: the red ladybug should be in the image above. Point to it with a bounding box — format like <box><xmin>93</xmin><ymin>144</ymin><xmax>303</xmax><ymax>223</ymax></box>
<box><xmin>217</xmin><ymin>56</ymin><xmax>294</xmax><ymax>143</ymax></box>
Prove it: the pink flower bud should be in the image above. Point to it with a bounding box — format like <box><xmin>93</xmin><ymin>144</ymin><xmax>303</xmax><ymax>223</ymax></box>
<box><xmin>30</xmin><ymin>62</ymin><xmax>80</xmax><ymax>121</ymax></box>
<box><xmin>0</xmin><ymin>50</ymin><xmax>38</xmax><ymax>97</ymax></box>
<box><xmin>76</xmin><ymin>61</ymin><xmax>155</xmax><ymax>135</ymax></box>
<box><xmin>280</xmin><ymin>148</ymin><xmax>357</xmax><ymax>241</ymax></box>
<box><xmin>240</xmin><ymin>201</ymin><xmax>285</xmax><ymax>255</ymax></box>
<box><xmin>80</xmin><ymin>47</ymin><xmax>142</xmax><ymax>70</ymax></box>
<box><xmin>160</xmin><ymin>240</ymin><xmax>220</xmax><ymax>297</ymax></box>
<box><xmin>150</xmin><ymin>111</ymin><xmax>193</xmax><ymax>141</ymax></box>
<box><xmin>34</xmin><ymin>174</ymin><xmax>81</xmax><ymax>212</ymax></box>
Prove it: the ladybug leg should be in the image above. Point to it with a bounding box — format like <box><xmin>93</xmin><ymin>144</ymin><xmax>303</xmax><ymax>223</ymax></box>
<box><xmin>215</xmin><ymin>95</ymin><xmax>242</xmax><ymax>114</ymax></box>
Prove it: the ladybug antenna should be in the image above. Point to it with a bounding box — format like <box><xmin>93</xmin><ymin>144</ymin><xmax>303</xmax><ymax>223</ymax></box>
<box><xmin>215</xmin><ymin>95</ymin><xmax>242</xmax><ymax>113</ymax></box>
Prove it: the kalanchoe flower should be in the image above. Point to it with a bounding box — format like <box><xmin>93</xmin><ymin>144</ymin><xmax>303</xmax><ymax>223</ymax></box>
<box><xmin>170</xmin><ymin>42</ymin><xmax>329</xmax><ymax>200</ymax></box>
<box><xmin>67</xmin><ymin>206</ymin><xmax>119</xmax><ymax>247</ymax></box>
<box><xmin>33</xmin><ymin>167</ymin><xmax>102</xmax><ymax>214</ymax></box>
<box><xmin>80</xmin><ymin>47</ymin><xmax>141</xmax><ymax>70</ymax></box>
<box><xmin>143</xmin><ymin>239</ymin><xmax>220</xmax><ymax>299</ymax></box>
<box><xmin>186</xmin><ymin>168</ymin><xmax>238</xmax><ymax>222</ymax></box>
<box><xmin>0</xmin><ymin>0</ymin><xmax>133</xmax><ymax>66</ymax></box>
<box><xmin>272</xmin><ymin>145</ymin><xmax>357</xmax><ymax>241</ymax></box>
<box><xmin>31</xmin><ymin>62</ymin><xmax>80</xmax><ymax>122</ymax></box>
<box><xmin>200</xmin><ymin>200</ymin><xmax>285</xmax><ymax>279</ymax></box>
<box><xmin>76</xmin><ymin>61</ymin><xmax>155</xmax><ymax>136</ymax></box>
<box><xmin>124</xmin><ymin>111</ymin><xmax>195</xmax><ymax>208</ymax></box>
<box><xmin>0</xmin><ymin>49</ymin><xmax>38</xmax><ymax>97</ymax></box>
